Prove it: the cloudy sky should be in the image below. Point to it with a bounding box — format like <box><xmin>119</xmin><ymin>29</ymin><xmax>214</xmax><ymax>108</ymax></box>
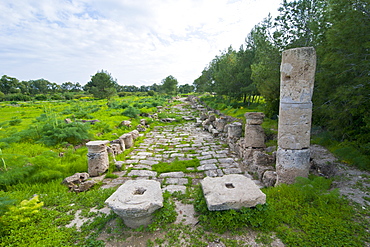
<box><xmin>0</xmin><ymin>0</ymin><xmax>282</xmax><ymax>86</ymax></box>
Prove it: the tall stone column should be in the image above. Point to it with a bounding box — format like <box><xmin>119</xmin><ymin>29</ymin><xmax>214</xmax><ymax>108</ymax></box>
<box><xmin>86</xmin><ymin>140</ymin><xmax>110</xmax><ymax>177</ymax></box>
<box><xmin>276</xmin><ymin>47</ymin><xmax>316</xmax><ymax>184</ymax></box>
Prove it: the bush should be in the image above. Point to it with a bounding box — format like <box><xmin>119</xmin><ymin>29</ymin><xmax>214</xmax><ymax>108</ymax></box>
<box><xmin>122</xmin><ymin>106</ymin><xmax>140</xmax><ymax>118</ymax></box>
<box><xmin>34</xmin><ymin>94</ymin><xmax>48</xmax><ymax>101</ymax></box>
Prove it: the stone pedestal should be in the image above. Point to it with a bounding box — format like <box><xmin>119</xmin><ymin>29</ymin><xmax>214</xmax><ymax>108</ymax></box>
<box><xmin>201</xmin><ymin>174</ymin><xmax>266</xmax><ymax>211</ymax></box>
<box><xmin>244</xmin><ymin>112</ymin><xmax>265</xmax><ymax>148</ymax></box>
<box><xmin>86</xmin><ymin>140</ymin><xmax>110</xmax><ymax>177</ymax></box>
<box><xmin>227</xmin><ymin>122</ymin><xmax>242</xmax><ymax>140</ymax></box>
<box><xmin>276</xmin><ymin>47</ymin><xmax>316</xmax><ymax>184</ymax></box>
<box><xmin>120</xmin><ymin>133</ymin><xmax>133</xmax><ymax>149</ymax></box>
<box><xmin>105</xmin><ymin>180</ymin><xmax>163</xmax><ymax>228</ymax></box>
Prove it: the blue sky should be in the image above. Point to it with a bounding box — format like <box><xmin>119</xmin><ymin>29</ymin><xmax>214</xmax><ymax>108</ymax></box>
<box><xmin>0</xmin><ymin>0</ymin><xmax>282</xmax><ymax>86</ymax></box>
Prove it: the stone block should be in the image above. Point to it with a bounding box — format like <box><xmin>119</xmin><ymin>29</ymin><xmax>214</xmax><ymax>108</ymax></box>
<box><xmin>130</xmin><ymin>130</ymin><xmax>140</xmax><ymax>139</ymax></box>
<box><xmin>280</xmin><ymin>47</ymin><xmax>316</xmax><ymax>104</ymax></box>
<box><xmin>105</xmin><ymin>180</ymin><xmax>163</xmax><ymax>228</ymax></box>
<box><xmin>120</xmin><ymin>133</ymin><xmax>134</xmax><ymax>149</ymax></box>
<box><xmin>279</xmin><ymin>102</ymin><xmax>312</xmax><ymax>125</ymax></box>
<box><xmin>86</xmin><ymin>140</ymin><xmax>110</xmax><ymax>177</ymax></box>
<box><xmin>127</xmin><ymin>170</ymin><xmax>157</xmax><ymax>177</ymax></box>
<box><xmin>277</xmin><ymin>123</ymin><xmax>311</xmax><ymax>150</ymax></box>
<box><xmin>276</xmin><ymin>148</ymin><xmax>310</xmax><ymax>185</ymax></box>
<box><xmin>262</xmin><ymin>171</ymin><xmax>277</xmax><ymax>187</ymax></box>
<box><xmin>245</xmin><ymin>112</ymin><xmax>265</xmax><ymax>125</ymax></box>
<box><xmin>214</xmin><ymin>118</ymin><xmax>227</xmax><ymax>132</ymax></box>
<box><xmin>227</xmin><ymin>122</ymin><xmax>242</xmax><ymax>139</ymax></box>
<box><xmin>200</xmin><ymin>174</ymin><xmax>266</xmax><ymax>211</ymax></box>
<box><xmin>244</xmin><ymin>125</ymin><xmax>265</xmax><ymax>148</ymax></box>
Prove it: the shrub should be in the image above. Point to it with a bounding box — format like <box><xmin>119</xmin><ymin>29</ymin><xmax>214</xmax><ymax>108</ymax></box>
<box><xmin>122</xmin><ymin>106</ymin><xmax>140</xmax><ymax>118</ymax></box>
<box><xmin>34</xmin><ymin>94</ymin><xmax>48</xmax><ymax>101</ymax></box>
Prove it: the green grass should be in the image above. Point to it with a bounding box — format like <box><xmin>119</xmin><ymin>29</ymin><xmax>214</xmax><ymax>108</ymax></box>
<box><xmin>152</xmin><ymin>158</ymin><xmax>200</xmax><ymax>174</ymax></box>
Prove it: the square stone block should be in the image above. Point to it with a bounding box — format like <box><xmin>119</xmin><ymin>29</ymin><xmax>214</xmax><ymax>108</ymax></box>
<box><xmin>279</xmin><ymin>102</ymin><xmax>312</xmax><ymax>125</ymax></box>
<box><xmin>244</xmin><ymin>125</ymin><xmax>265</xmax><ymax>148</ymax></box>
<box><xmin>278</xmin><ymin>123</ymin><xmax>311</xmax><ymax>150</ymax></box>
<box><xmin>200</xmin><ymin>174</ymin><xmax>266</xmax><ymax>211</ymax></box>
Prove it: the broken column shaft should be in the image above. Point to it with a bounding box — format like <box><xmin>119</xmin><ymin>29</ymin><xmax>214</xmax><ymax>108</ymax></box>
<box><xmin>276</xmin><ymin>47</ymin><xmax>316</xmax><ymax>184</ymax></box>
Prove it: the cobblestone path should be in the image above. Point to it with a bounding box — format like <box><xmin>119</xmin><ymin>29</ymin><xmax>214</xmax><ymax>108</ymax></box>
<box><xmin>99</xmin><ymin>99</ymin><xmax>252</xmax><ymax>191</ymax></box>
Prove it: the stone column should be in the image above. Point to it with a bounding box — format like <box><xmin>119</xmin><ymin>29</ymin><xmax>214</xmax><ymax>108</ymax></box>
<box><xmin>276</xmin><ymin>47</ymin><xmax>316</xmax><ymax>184</ymax></box>
<box><xmin>244</xmin><ymin>112</ymin><xmax>265</xmax><ymax>148</ymax></box>
<box><xmin>86</xmin><ymin>140</ymin><xmax>110</xmax><ymax>177</ymax></box>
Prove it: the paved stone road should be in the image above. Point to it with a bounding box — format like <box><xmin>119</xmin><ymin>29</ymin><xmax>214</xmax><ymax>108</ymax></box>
<box><xmin>100</xmin><ymin>100</ymin><xmax>256</xmax><ymax>191</ymax></box>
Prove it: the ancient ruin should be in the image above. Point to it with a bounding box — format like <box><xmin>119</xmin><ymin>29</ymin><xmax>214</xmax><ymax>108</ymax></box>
<box><xmin>276</xmin><ymin>47</ymin><xmax>316</xmax><ymax>184</ymax></box>
<box><xmin>86</xmin><ymin>140</ymin><xmax>110</xmax><ymax>177</ymax></box>
<box><xmin>105</xmin><ymin>180</ymin><xmax>163</xmax><ymax>228</ymax></box>
<box><xmin>201</xmin><ymin>174</ymin><xmax>266</xmax><ymax>211</ymax></box>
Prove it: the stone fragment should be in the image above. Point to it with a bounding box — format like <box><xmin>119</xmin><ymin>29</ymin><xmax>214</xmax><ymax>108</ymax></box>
<box><xmin>276</xmin><ymin>148</ymin><xmax>310</xmax><ymax>185</ymax></box>
<box><xmin>262</xmin><ymin>171</ymin><xmax>277</xmax><ymax>187</ymax></box>
<box><xmin>197</xmin><ymin>164</ymin><xmax>218</xmax><ymax>171</ymax></box>
<box><xmin>201</xmin><ymin>174</ymin><xmax>266</xmax><ymax>211</ymax></box>
<box><xmin>165</xmin><ymin>178</ymin><xmax>188</xmax><ymax>185</ymax></box>
<box><xmin>105</xmin><ymin>180</ymin><xmax>163</xmax><ymax>228</ymax></box>
<box><xmin>214</xmin><ymin>117</ymin><xmax>227</xmax><ymax>132</ymax></box>
<box><xmin>244</xmin><ymin>125</ymin><xmax>265</xmax><ymax>148</ymax></box>
<box><xmin>115</xmin><ymin>161</ymin><xmax>125</xmax><ymax>170</ymax></box>
<box><xmin>86</xmin><ymin>140</ymin><xmax>110</xmax><ymax>177</ymax></box>
<box><xmin>227</xmin><ymin>122</ymin><xmax>243</xmax><ymax>139</ymax></box>
<box><xmin>130</xmin><ymin>130</ymin><xmax>140</xmax><ymax>139</ymax></box>
<box><xmin>120</xmin><ymin>133</ymin><xmax>134</xmax><ymax>149</ymax></box>
<box><xmin>222</xmin><ymin>168</ymin><xmax>243</xmax><ymax>175</ymax></box>
<box><xmin>121</xmin><ymin>120</ymin><xmax>132</xmax><ymax>127</ymax></box>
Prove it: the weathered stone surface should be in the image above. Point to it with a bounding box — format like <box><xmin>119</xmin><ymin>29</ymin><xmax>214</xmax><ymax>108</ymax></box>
<box><xmin>245</xmin><ymin>112</ymin><xmax>265</xmax><ymax>125</ymax></box>
<box><xmin>223</xmin><ymin>168</ymin><xmax>243</xmax><ymax>175</ymax></box>
<box><xmin>105</xmin><ymin>180</ymin><xmax>163</xmax><ymax>228</ymax></box>
<box><xmin>276</xmin><ymin>148</ymin><xmax>310</xmax><ymax>184</ymax></box>
<box><xmin>262</xmin><ymin>171</ymin><xmax>277</xmax><ymax>187</ymax></box>
<box><xmin>278</xmin><ymin>123</ymin><xmax>311</xmax><ymax>150</ymax></box>
<box><xmin>214</xmin><ymin>118</ymin><xmax>227</xmax><ymax>132</ymax></box>
<box><xmin>162</xmin><ymin>185</ymin><xmax>187</xmax><ymax>194</ymax></box>
<box><xmin>130</xmin><ymin>130</ymin><xmax>140</xmax><ymax>139</ymax></box>
<box><xmin>127</xmin><ymin>170</ymin><xmax>157</xmax><ymax>177</ymax></box>
<box><xmin>244</xmin><ymin>125</ymin><xmax>265</xmax><ymax>148</ymax></box>
<box><xmin>166</xmin><ymin>177</ymin><xmax>188</xmax><ymax>185</ymax></box>
<box><xmin>62</xmin><ymin>172</ymin><xmax>90</xmax><ymax>185</ymax></box>
<box><xmin>227</xmin><ymin>122</ymin><xmax>243</xmax><ymax>139</ymax></box>
<box><xmin>159</xmin><ymin>171</ymin><xmax>185</xmax><ymax>178</ymax></box>
<box><xmin>280</xmin><ymin>47</ymin><xmax>316</xmax><ymax>104</ymax></box>
<box><xmin>197</xmin><ymin>164</ymin><xmax>218</xmax><ymax>171</ymax></box>
<box><xmin>86</xmin><ymin>140</ymin><xmax>110</xmax><ymax>177</ymax></box>
<box><xmin>120</xmin><ymin>133</ymin><xmax>134</xmax><ymax>149</ymax></box>
<box><xmin>115</xmin><ymin>161</ymin><xmax>125</xmax><ymax>170</ymax></box>
<box><xmin>201</xmin><ymin>174</ymin><xmax>266</xmax><ymax>211</ymax></box>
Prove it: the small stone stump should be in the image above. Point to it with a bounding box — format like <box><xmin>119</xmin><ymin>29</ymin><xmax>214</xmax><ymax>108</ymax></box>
<box><xmin>244</xmin><ymin>112</ymin><xmax>265</xmax><ymax>148</ymax></box>
<box><xmin>200</xmin><ymin>174</ymin><xmax>266</xmax><ymax>211</ymax></box>
<box><xmin>105</xmin><ymin>180</ymin><xmax>163</xmax><ymax>228</ymax></box>
<box><xmin>86</xmin><ymin>140</ymin><xmax>110</xmax><ymax>177</ymax></box>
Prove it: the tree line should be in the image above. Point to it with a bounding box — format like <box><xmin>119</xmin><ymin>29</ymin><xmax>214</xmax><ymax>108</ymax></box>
<box><xmin>194</xmin><ymin>0</ymin><xmax>369</xmax><ymax>149</ymax></box>
<box><xmin>0</xmin><ymin>72</ymin><xmax>194</xmax><ymax>101</ymax></box>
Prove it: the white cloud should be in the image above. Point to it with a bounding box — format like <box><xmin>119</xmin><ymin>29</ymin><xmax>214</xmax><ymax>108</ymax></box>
<box><xmin>0</xmin><ymin>0</ymin><xmax>282</xmax><ymax>86</ymax></box>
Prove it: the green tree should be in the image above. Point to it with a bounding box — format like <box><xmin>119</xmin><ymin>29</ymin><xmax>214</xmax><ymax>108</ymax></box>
<box><xmin>193</xmin><ymin>67</ymin><xmax>213</xmax><ymax>93</ymax></box>
<box><xmin>84</xmin><ymin>70</ymin><xmax>117</xmax><ymax>99</ymax></box>
<box><xmin>249</xmin><ymin>18</ymin><xmax>281</xmax><ymax>117</ymax></box>
<box><xmin>160</xmin><ymin>75</ymin><xmax>178</xmax><ymax>95</ymax></box>
<box><xmin>0</xmin><ymin>75</ymin><xmax>20</xmax><ymax>94</ymax></box>
<box><xmin>178</xmin><ymin>84</ymin><xmax>194</xmax><ymax>94</ymax></box>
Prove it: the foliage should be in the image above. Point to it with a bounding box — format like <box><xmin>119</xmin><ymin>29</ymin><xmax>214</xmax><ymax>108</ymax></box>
<box><xmin>122</xmin><ymin>105</ymin><xmax>141</xmax><ymax>118</ymax></box>
<box><xmin>160</xmin><ymin>75</ymin><xmax>178</xmax><ymax>95</ymax></box>
<box><xmin>193</xmin><ymin>176</ymin><xmax>366</xmax><ymax>246</ymax></box>
<box><xmin>148</xmin><ymin>191</ymin><xmax>177</xmax><ymax>231</ymax></box>
<box><xmin>84</xmin><ymin>70</ymin><xmax>118</xmax><ymax>99</ymax></box>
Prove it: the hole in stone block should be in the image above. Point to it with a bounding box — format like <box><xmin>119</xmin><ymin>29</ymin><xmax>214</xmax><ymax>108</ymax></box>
<box><xmin>225</xmin><ymin>183</ymin><xmax>235</xmax><ymax>189</ymax></box>
<box><xmin>133</xmin><ymin>187</ymin><xmax>146</xmax><ymax>195</ymax></box>
<box><xmin>284</xmin><ymin>75</ymin><xmax>291</xmax><ymax>80</ymax></box>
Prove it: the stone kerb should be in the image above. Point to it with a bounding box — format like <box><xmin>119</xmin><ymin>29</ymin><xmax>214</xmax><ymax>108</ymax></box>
<box><xmin>201</xmin><ymin>174</ymin><xmax>266</xmax><ymax>211</ymax></box>
<box><xmin>105</xmin><ymin>180</ymin><xmax>163</xmax><ymax>229</ymax></box>
<box><xmin>86</xmin><ymin>140</ymin><xmax>110</xmax><ymax>177</ymax></box>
